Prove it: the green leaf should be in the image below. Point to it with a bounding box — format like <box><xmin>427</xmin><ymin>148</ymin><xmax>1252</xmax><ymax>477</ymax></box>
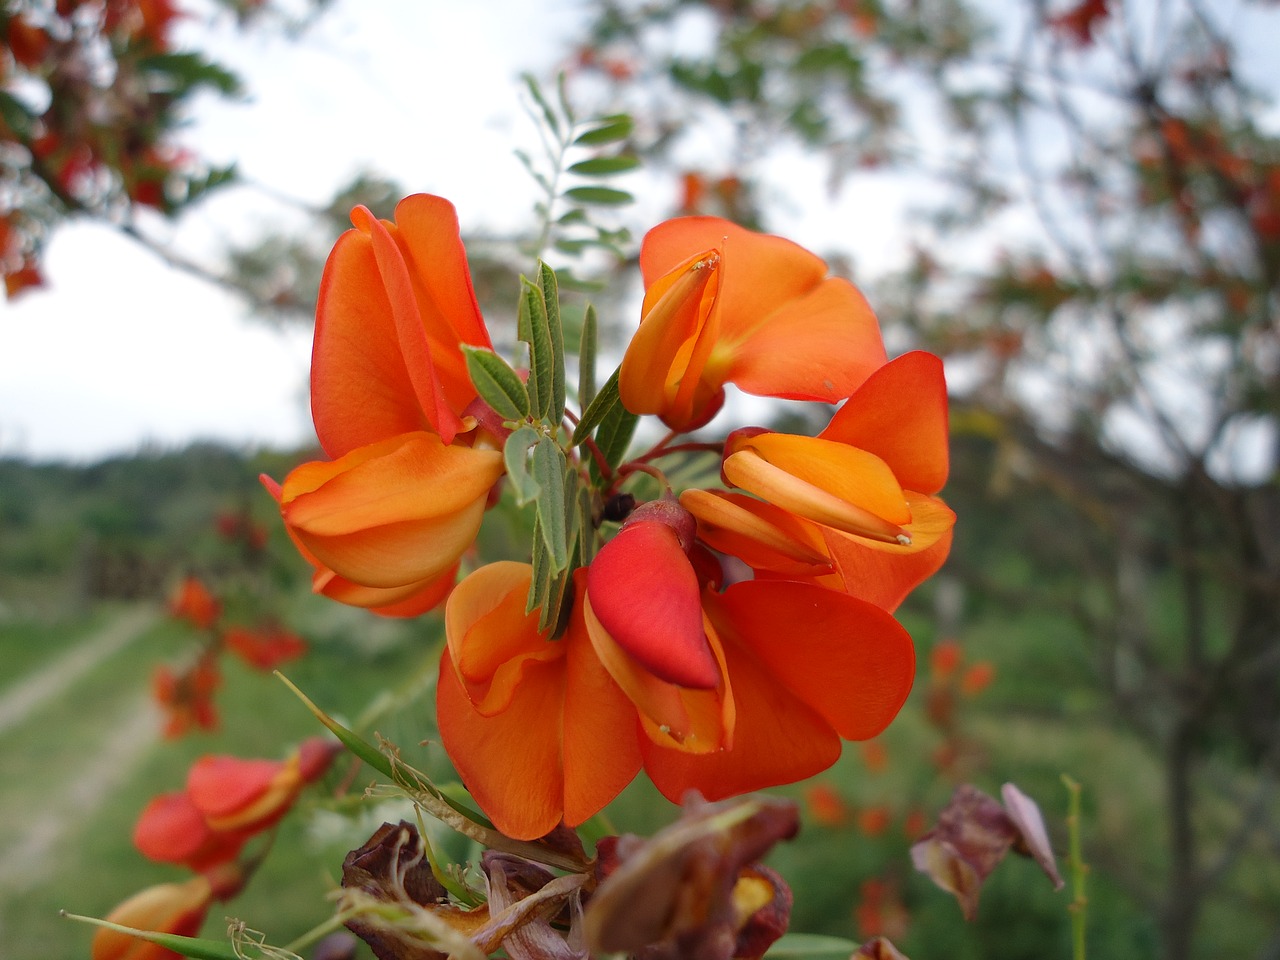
<box><xmin>527</xmin><ymin>512</ymin><xmax>551</xmax><ymax>617</ymax></box>
<box><xmin>557</xmin><ymin>208</ymin><xmax>590</xmax><ymax>225</ymax></box>
<box><xmin>138</xmin><ymin>52</ymin><xmax>241</xmax><ymax>96</ymax></box>
<box><xmin>502</xmin><ymin>425</ymin><xmax>542</xmax><ymax>506</ymax></box>
<box><xmin>60</xmin><ymin>914</ymin><xmax>241</xmax><ymax>960</ymax></box>
<box><xmin>591</xmin><ymin>393</ymin><xmax>639</xmax><ymax>482</ymax></box>
<box><xmin>567</xmin><ymin>154</ymin><xmax>641</xmax><ymax>177</ymax></box>
<box><xmin>0</xmin><ymin>91</ymin><xmax>35</xmax><ymax>138</ymax></box>
<box><xmin>578</xmin><ymin>303</ymin><xmax>598</xmax><ymax>410</ymax></box>
<box><xmin>464</xmin><ymin>346</ymin><xmax>530</xmax><ymax>421</ymax></box>
<box><xmin>521</xmin><ymin>72</ymin><xmax>561</xmax><ymax>137</ymax></box>
<box><xmin>572</xmin><ymin>366</ymin><xmax>622</xmax><ymax>446</ymax></box>
<box><xmin>532</xmin><ymin>438</ymin><xmax>569</xmax><ymax>570</ymax></box>
<box><xmin>539</xmin><ymin>261</ymin><xmax>567</xmax><ymax>425</ymax></box>
<box><xmin>519</xmin><ymin>277</ymin><xmax>555</xmax><ymax>422</ymax></box>
<box><xmin>576</xmin><ymin>482</ymin><xmax>598</xmax><ymax>565</ymax></box>
<box><xmin>564</xmin><ymin>186</ymin><xmax>634</xmax><ymax>206</ymax></box>
<box><xmin>574</xmin><ymin>114</ymin><xmax>633</xmax><ymax>145</ymax></box>
<box><xmin>763</xmin><ymin>933</ymin><xmax>861</xmax><ymax>959</ymax></box>
<box><xmin>275</xmin><ymin>673</ymin><xmax>394</xmax><ymax>781</ymax></box>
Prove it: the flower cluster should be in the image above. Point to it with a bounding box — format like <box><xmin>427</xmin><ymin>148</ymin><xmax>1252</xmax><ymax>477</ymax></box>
<box><xmin>155</xmin><ymin>574</ymin><xmax>308</xmax><ymax>737</ymax></box>
<box><xmin>94</xmin><ymin>738</ymin><xmax>338</xmax><ymax>960</ymax></box>
<box><xmin>267</xmin><ymin>194</ymin><xmax>955</xmax><ymax>841</ymax></box>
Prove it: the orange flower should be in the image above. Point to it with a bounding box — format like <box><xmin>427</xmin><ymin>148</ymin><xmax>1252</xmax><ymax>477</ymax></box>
<box><xmin>167</xmin><ymin>577</ymin><xmax>219</xmax><ymax>630</ymax></box>
<box><xmin>804</xmin><ymin>783</ymin><xmax>849</xmax><ymax>827</ymax></box>
<box><xmin>436</xmin><ymin>563</ymin><xmax>643</xmax><ymax>841</ymax></box>
<box><xmin>134</xmin><ymin>738</ymin><xmax>338</xmax><ymax>867</ymax></box>
<box><xmin>152</xmin><ymin>657</ymin><xmax>220</xmax><ymax>738</ymax></box>
<box><xmin>311</xmin><ymin>195</ymin><xmax>493</xmax><ymax>456</ymax></box>
<box><xmin>92</xmin><ymin>875</ymin><xmax>214</xmax><ymax>960</ymax></box>
<box><xmin>266</xmin><ymin>195</ymin><xmax>505</xmax><ymax>615</ymax></box>
<box><xmin>683</xmin><ymin>351</ymin><xmax>954</xmax><ymax>610</ymax></box>
<box><xmin>620</xmin><ymin>216</ymin><xmax>887</xmax><ymax>431</ymax></box>
<box><xmin>221</xmin><ymin>623</ymin><xmax>306</xmax><ymax>672</ymax></box>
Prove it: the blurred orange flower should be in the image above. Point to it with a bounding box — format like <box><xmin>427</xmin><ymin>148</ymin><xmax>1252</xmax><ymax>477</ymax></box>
<box><xmin>92</xmin><ymin>875</ymin><xmax>214</xmax><ymax>960</ymax></box>
<box><xmin>167</xmin><ymin>577</ymin><xmax>219</xmax><ymax>630</ymax></box>
<box><xmin>620</xmin><ymin>216</ymin><xmax>887</xmax><ymax>431</ymax></box>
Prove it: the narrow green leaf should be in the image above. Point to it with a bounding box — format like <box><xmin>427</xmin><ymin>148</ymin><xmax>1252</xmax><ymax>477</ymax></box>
<box><xmin>538</xmin><ymin>566</ymin><xmax>572</xmax><ymax>635</ymax></box>
<box><xmin>521</xmin><ymin>72</ymin><xmax>561</xmax><ymax>137</ymax></box>
<box><xmin>574</xmin><ymin>114</ymin><xmax>633</xmax><ymax>145</ymax></box>
<box><xmin>539</xmin><ymin>262</ymin><xmax>567</xmax><ymax>426</ymax></box>
<box><xmin>564</xmin><ymin>186</ymin><xmax>634</xmax><ymax>206</ymax></box>
<box><xmin>572</xmin><ymin>366</ymin><xmax>622</xmax><ymax>447</ymax></box>
<box><xmin>557</xmin><ymin>208</ymin><xmax>590</xmax><ymax>225</ymax></box>
<box><xmin>520</xmin><ymin>278</ymin><xmax>555</xmax><ymax>422</ymax></box>
<box><xmin>532</xmin><ymin>438</ymin><xmax>569</xmax><ymax>570</ymax></box>
<box><xmin>555</xmin><ymin>71</ymin><xmax>576</xmax><ymax>127</ymax></box>
<box><xmin>463</xmin><ymin>346</ymin><xmax>530</xmax><ymax>421</ymax></box>
<box><xmin>577</xmin><ymin>483</ymin><xmax>598</xmax><ymax>565</ymax></box>
<box><xmin>502</xmin><ymin>425</ymin><xmax>542</xmax><ymax>506</ymax></box>
<box><xmin>592</xmin><ymin>395</ymin><xmax>639</xmax><ymax>481</ymax></box>
<box><xmin>61</xmin><ymin>914</ymin><xmax>241</xmax><ymax>960</ymax></box>
<box><xmin>526</xmin><ymin>513</ymin><xmax>551</xmax><ymax>616</ymax></box>
<box><xmin>275</xmin><ymin>673</ymin><xmax>392</xmax><ymax>780</ymax></box>
<box><xmin>763</xmin><ymin>932</ymin><xmax>861</xmax><ymax>959</ymax></box>
<box><xmin>578</xmin><ymin>303</ymin><xmax>598</xmax><ymax>410</ymax></box>
<box><xmin>567</xmin><ymin>154</ymin><xmax>641</xmax><ymax>177</ymax></box>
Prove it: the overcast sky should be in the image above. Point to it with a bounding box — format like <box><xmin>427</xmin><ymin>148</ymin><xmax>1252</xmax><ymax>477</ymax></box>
<box><xmin>0</xmin><ymin>0</ymin><xmax>594</xmax><ymax>462</ymax></box>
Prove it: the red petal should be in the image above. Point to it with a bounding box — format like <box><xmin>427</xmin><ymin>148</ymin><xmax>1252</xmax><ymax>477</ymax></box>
<box><xmin>187</xmin><ymin>756</ymin><xmax>281</xmax><ymax>818</ymax></box>
<box><xmin>718</xmin><ymin>580</ymin><xmax>915</xmax><ymax>740</ymax></box>
<box><xmin>586</xmin><ymin>523</ymin><xmax>719</xmax><ymax>688</ymax></box>
<box><xmin>641</xmin><ymin>633</ymin><xmax>840</xmax><ymax>801</ymax></box>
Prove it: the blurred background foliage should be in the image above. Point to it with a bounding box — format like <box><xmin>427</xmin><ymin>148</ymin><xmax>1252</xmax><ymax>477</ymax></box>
<box><xmin>2</xmin><ymin>1</ymin><xmax>1278</xmax><ymax>959</ymax></box>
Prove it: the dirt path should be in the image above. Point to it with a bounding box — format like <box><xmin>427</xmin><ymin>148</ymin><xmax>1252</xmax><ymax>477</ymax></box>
<box><xmin>0</xmin><ymin>605</ymin><xmax>158</xmax><ymax>737</ymax></box>
<box><xmin>0</xmin><ymin>695</ymin><xmax>159</xmax><ymax>896</ymax></box>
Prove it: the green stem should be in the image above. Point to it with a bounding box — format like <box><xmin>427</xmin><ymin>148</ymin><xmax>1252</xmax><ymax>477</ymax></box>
<box><xmin>1061</xmin><ymin>774</ymin><xmax>1088</xmax><ymax>960</ymax></box>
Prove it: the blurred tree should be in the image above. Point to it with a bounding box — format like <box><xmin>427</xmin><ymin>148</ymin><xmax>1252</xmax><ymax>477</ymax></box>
<box><xmin>0</xmin><ymin>0</ymin><xmax>338</xmax><ymax>299</ymax></box>
<box><xmin>561</xmin><ymin>1</ymin><xmax>1280</xmax><ymax>957</ymax></box>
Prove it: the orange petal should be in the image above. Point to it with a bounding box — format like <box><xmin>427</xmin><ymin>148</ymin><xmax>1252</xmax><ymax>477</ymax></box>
<box><xmin>280</xmin><ymin>433</ymin><xmax>501</xmax><ymax>588</ymax></box>
<box><xmin>620</xmin><ymin>249</ymin><xmax>720</xmax><ymax>422</ymax></box>
<box><xmin>679</xmin><ymin>489</ymin><xmax>832</xmax><ymax>577</ymax></box>
<box><xmin>820</xmin><ymin>351</ymin><xmax>949</xmax><ymax>494</ymax></box>
<box><xmin>561</xmin><ymin>572</ymin><xmax>643</xmax><ymax>825</ymax></box>
<box><xmin>723</xmin><ymin>278</ymin><xmax>887</xmax><ymax>404</ymax></box>
<box><xmin>436</xmin><ymin>647</ymin><xmax>566</xmax><ymax>841</ymax></box>
<box><xmin>716</xmin><ymin>580</ymin><xmax>915</xmax><ymax>741</ymax></box>
<box><xmin>640</xmin><ymin>218</ymin><xmax>827</xmax><ymax>334</ymax></box>
<box><xmin>444</xmin><ymin>562</ymin><xmax>562</xmax><ymax>715</ymax></box>
<box><xmin>723</xmin><ymin>445</ymin><xmax>909</xmax><ymax>544</ymax></box>
<box><xmin>311</xmin><ymin>196</ymin><xmax>490</xmax><ymax>456</ymax></box>
<box><xmin>94</xmin><ymin>876</ymin><xmax>213</xmax><ymax>960</ymax></box>
<box><xmin>586</xmin><ymin>523</ymin><xmax>719</xmax><ymax>688</ymax></box>
<box><xmin>641</xmin><ymin>632</ymin><xmax>840</xmax><ymax>802</ymax></box>
<box><xmin>823</xmin><ymin>493</ymin><xmax>956</xmax><ymax>610</ymax></box>
<box><xmin>311</xmin><ymin>564</ymin><xmax>458</xmax><ymax>616</ymax></box>
<box><xmin>583</xmin><ymin>593</ymin><xmax>732</xmax><ymax>754</ymax></box>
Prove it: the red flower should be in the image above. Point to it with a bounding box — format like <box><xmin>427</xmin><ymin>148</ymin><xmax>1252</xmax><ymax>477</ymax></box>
<box><xmin>134</xmin><ymin>739</ymin><xmax>338</xmax><ymax>868</ymax></box>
